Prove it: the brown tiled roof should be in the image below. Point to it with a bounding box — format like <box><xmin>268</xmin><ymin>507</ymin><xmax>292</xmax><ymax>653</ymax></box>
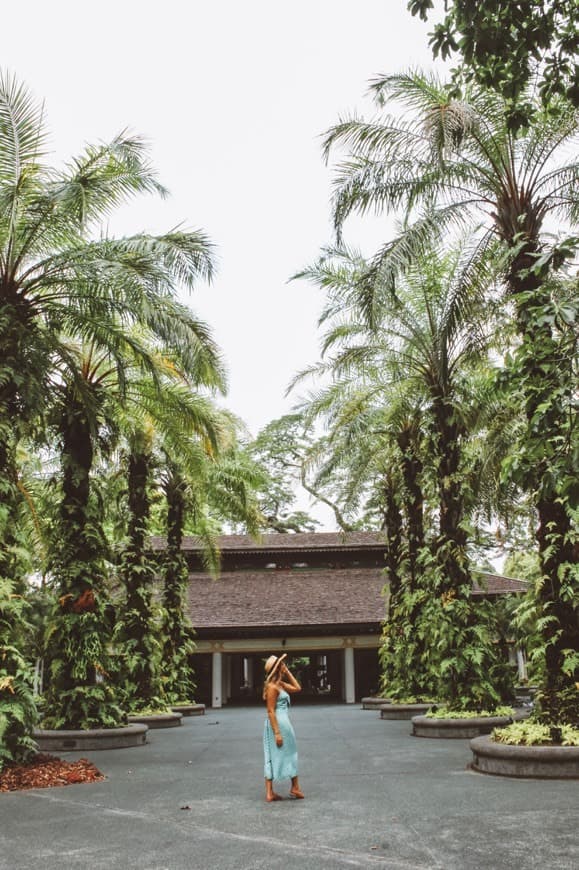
<box><xmin>474</xmin><ymin>573</ymin><xmax>528</xmax><ymax>595</ymax></box>
<box><xmin>186</xmin><ymin>568</ymin><xmax>527</xmax><ymax>631</ymax></box>
<box><xmin>151</xmin><ymin>531</ymin><xmax>386</xmax><ymax>553</ymax></box>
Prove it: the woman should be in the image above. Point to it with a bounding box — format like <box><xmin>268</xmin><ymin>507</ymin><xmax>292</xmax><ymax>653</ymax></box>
<box><xmin>262</xmin><ymin>654</ymin><xmax>305</xmax><ymax>802</ymax></box>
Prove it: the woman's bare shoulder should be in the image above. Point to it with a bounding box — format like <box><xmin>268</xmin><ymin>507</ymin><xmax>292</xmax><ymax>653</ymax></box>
<box><xmin>265</xmin><ymin>682</ymin><xmax>280</xmax><ymax>699</ymax></box>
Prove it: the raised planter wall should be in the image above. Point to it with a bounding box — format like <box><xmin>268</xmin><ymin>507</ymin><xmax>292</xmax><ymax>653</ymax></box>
<box><xmin>128</xmin><ymin>712</ymin><xmax>183</xmax><ymax>729</ymax></box>
<box><xmin>361</xmin><ymin>697</ymin><xmax>391</xmax><ymax>710</ymax></box>
<box><xmin>412</xmin><ymin>715</ymin><xmax>512</xmax><ymax>739</ymax></box>
<box><xmin>171</xmin><ymin>704</ymin><xmax>205</xmax><ymax>717</ymax></box>
<box><xmin>380</xmin><ymin>703</ymin><xmax>432</xmax><ymax>720</ymax></box>
<box><xmin>33</xmin><ymin>724</ymin><xmax>148</xmax><ymax>752</ymax></box>
<box><xmin>470</xmin><ymin>735</ymin><xmax>579</xmax><ymax>779</ymax></box>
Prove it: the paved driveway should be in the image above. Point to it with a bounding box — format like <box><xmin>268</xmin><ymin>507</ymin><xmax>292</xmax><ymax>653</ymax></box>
<box><xmin>1</xmin><ymin>704</ymin><xmax>577</xmax><ymax>869</ymax></box>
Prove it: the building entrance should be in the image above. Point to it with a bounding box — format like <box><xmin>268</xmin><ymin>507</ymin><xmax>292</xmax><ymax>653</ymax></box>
<box><xmin>223</xmin><ymin>650</ymin><xmax>344</xmax><ymax>705</ymax></box>
<box><xmin>193</xmin><ymin>641</ymin><xmax>381</xmax><ymax>707</ymax></box>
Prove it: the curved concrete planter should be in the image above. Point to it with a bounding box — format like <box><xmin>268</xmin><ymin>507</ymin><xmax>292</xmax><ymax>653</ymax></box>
<box><xmin>380</xmin><ymin>703</ymin><xmax>432</xmax><ymax>720</ymax></box>
<box><xmin>170</xmin><ymin>704</ymin><xmax>205</xmax><ymax>717</ymax></box>
<box><xmin>33</xmin><ymin>724</ymin><xmax>148</xmax><ymax>752</ymax></box>
<box><xmin>412</xmin><ymin>715</ymin><xmax>512</xmax><ymax>739</ymax></box>
<box><xmin>361</xmin><ymin>697</ymin><xmax>391</xmax><ymax>710</ymax></box>
<box><xmin>470</xmin><ymin>735</ymin><xmax>579</xmax><ymax>779</ymax></box>
<box><xmin>128</xmin><ymin>712</ymin><xmax>182</xmax><ymax>729</ymax></box>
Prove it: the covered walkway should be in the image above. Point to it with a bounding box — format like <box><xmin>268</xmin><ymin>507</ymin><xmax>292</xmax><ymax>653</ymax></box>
<box><xmin>1</xmin><ymin>705</ymin><xmax>577</xmax><ymax>869</ymax></box>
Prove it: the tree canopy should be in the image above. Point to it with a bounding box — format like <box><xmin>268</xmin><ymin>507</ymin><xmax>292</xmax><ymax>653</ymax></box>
<box><xmin>409</xmin><ymin>0</ymin><xmax>579</xmax><ymax>127</ymax></box>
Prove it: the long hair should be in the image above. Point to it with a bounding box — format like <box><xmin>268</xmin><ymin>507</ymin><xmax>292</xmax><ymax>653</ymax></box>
<box><xmin>262</xmin><ymin>668</ymin><xmax>281</xmax><ymax>701</ymax></box>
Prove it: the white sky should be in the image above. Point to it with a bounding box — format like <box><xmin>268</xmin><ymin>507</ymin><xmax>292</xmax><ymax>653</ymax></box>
<box><xmin>3</xmin><ymin>0</ymin><xmax>445</xmax><ymax>527</ymax></box>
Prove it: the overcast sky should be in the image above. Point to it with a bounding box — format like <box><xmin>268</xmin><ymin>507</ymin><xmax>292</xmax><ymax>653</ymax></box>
<box><xmin>3</xmin><ymin>1</ymin><xmax>444</xmax><ymax>526</ymax></box>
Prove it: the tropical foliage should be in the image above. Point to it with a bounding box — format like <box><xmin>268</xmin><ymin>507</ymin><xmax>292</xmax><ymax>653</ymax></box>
<box><xmin>295</xmin><ymin>243</ymin><xmax>516</xmax><ymax>709</ymax></box>
<box><xmin>2</xmin><ymin>0</ymin><xmax>579</xmax><ymax>767</ymax></box>
<box><xmin>0</xmin><ymin>73</ymin><xmax>264</xmax><ymax>764</ymax></box>
<box><xmin>409</xmin><ymin>0</ymin><xmax>579</xmax><ymax>126</ymax></box>
<box><xmin>315</xmin><ymin>68</ymin><xmax>579</xmax><ymax>721</ymax></box>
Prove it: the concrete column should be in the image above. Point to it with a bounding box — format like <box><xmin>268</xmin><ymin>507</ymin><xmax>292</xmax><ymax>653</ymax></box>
<box><xmin>223</xmin><ymin>654</ymin><xmax>232</xmax><ymax>703</ymax></box>
<box><xmin>212</xmin><ymin>651</ymin><xmax>222</xmax><ymax>708</ymax></box>
<box><xmin>246</xmin><ymin>656</ymin><xmax>254</xmax><ymax>689</ymax></box>
<box><xmin>344</xmin><ymin>646</ymin><xmax>355</xmax><ymax>704</ymax></box>
<box><xmin>516</xmin><ymin>648</ymin><xmax>527</xmax><ymax>682</ymax></box>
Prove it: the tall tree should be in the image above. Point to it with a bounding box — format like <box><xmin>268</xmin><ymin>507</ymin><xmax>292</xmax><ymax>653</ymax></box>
<box><xmin>298</xmin><ymin>243</ymin><xmax>511</xmax><ymax>708</ymax></box>
<box><xmin>0</xmin><ymin>71</ymin><xmax>217</xmax><ymax>737</ymax></box>
<box><xmin>116</xmin><ymin>400</ymin><xmax>228</xmax><ymax>709</ymax></box>
<box><xmin>248</xmin><ymin>415</ymin><xmax>320</xmax><ymax>533</ymax></box>
<box><xmin>408</xmin><ymin>0</ymin><xmax>579</xmax><ymax>127</ymax></box>
<box><xmin>324</xmin><ymin>72</ymin><xmax>579</xmax><ymax>720</ymax></box>
<box><xmin>43</xmin><ymin>348</ymin><xmax>122</xmax><ymax>728</ymax></box>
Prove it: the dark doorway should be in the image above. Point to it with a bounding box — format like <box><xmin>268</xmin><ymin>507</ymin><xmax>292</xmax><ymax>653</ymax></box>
<box><xmin>354</xmin><ymin>648</ymin><xmax>381</xmax><ymax>700</ymax></box>
<box><xmin>225</xmin><ymin>650</ymin><xmax>344</xmax><ymax>705</ymax></box>
<box><xmin>192</xmin><ymin>653</ymin><xmax>212</xmax><ymax>706</ymax></box>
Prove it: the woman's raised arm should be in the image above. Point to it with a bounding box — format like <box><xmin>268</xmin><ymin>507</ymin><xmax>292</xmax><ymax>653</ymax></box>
<box><xmin>279</xmin><ymin>664</ymin><xmax>301</xmax><ymax>694</ymax></box>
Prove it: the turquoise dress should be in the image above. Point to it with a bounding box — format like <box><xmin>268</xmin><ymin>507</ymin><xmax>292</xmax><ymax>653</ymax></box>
<box><xmin>263</xmin><ymin>688</ymin><xmax>298</xmax><ymax>781</ymax></box>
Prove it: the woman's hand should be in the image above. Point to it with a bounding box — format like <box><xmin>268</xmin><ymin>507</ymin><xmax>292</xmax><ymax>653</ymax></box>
<box><xmin>275</xmin><ymin>732</ymin><xmax>283</xmax><ymax>747</ymax></box>
<box><xmin>279</xmin><ymin>664</ymin><xmax>302</xmax><ymax>693</ymax></box>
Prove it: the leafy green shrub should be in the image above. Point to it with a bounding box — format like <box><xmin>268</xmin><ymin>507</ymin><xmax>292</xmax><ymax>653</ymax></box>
<box><xmin>0</xmin><ymin>581</ymin><xmax>38</xmax><ymax>770</ymax></box>
<box><xmin>492</xmin><ymin>720</ymin><xmax>579</xmax><ymax>747</ymax></box>
<box><xmin>534</xmin><ymin>685</ymin><xmax>579</xmax><ymax>727</ymax></box>
<box><xmin>127</xmin><ymin>705</ymin><xmax>173</xmax><ymax>716</ymax></box>
<box><xmin>426</xmin><ymin>706</ymin><xmax>513</xmax><ymax>719</ymax></box>
<box><xmin>43</xmin><ymin>605</ymin><xmax>125</xmax><ymax>730</ymax></box>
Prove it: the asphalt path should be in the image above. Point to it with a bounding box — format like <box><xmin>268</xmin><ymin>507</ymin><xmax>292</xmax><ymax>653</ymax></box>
<box><xmin>1</xmin><ymin>704</ymin><xmax>577</xmax><ymax>870</ymax></box>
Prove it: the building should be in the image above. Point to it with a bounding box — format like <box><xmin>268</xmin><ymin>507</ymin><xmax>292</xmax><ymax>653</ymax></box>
<box><xmin>153</xmin><ymin>532</ymin><xmax>528</xmax><ymax>707</ymax></box>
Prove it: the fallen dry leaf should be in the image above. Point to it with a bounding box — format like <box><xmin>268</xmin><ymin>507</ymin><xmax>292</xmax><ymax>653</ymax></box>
<box><xmin>0</xmin><ymin>754</ymin><xmax>104</xmax><ymax>792</ymax></box>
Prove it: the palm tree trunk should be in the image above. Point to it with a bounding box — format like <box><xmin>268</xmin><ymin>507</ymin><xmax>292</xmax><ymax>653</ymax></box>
<box><xmin>60</xmin><ymin>397</ymin><xmax>95</xmax><ymax>560</ymax></box>
<box><xmin>382</xmin><ymin>472</ymin><xmax>404</xmax><ymax>596</ymax></box>
<box><xmin>44</xmin><ymin>388</ymin><xmax>122</xmax><ymax>729</ymax></box>
<box><xmin>119</xmin><ymin>445</ymin><xmax>161</xmax><ymax>707</ymax></box>
<box><xmin>431</xmin><ymin>395</ymin><xmax>470</xmax><ymax>590</ymax></box>
<box><xmin>396</xmin><ymin>430</ymin><xmax>425</xmax><ymax>588</ymax></box>
<box><xmin>0</xmin><ymin>299</ymin><xmax>31</xmax><ymax>575</ymax></box>
<box><xmin>161</xmin><ymin>466</ymin><xmax>196</xmax><ymax>703</ymax></box>
<box><xmin>508</xmin><ymin>249</ymin><xmax>579</xmax><ymax>716</ymax></box>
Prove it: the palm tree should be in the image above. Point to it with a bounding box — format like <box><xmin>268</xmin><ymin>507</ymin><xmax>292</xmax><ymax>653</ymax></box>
<box><xmin>115</xmin><ymin>374</ymin><xmax>227</xmax><ymax>714</ymax></box>
<box><xmin>0</xmin><ymin>72</ymin><xmax>218</xmax><ymax>738</ymax></box>
<box><xmin>0</xmin><ymin>71</ymin><xmax>215</xmax><ymax>548</ymax></box>
<box><xmin>157</xmin><ymin>427</ymin><xmax>264</xmax><ymax>704</ymax></box>
<box><xmin>298</xmin><ymin>243</ymin><xmax>508</xmax><ymax>708</ymax></box>
<box><xmin>158</xmin><ymin>459</ymin><xmax>197</xmax><ymax>705</ymax></box>
<box><xmin>43</xmin><ymin>346</ymin><xmax>123</xmax><ymax>728</ymax></box>
<box><xmin>323</xmin><ymin>72</ymin><xmax>579</xmax><ymax>716</ymax></box>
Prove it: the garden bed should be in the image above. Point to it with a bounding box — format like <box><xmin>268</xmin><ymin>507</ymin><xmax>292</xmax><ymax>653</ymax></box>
<box><xmin>0</xmin><ymin>754</ymin><xmax>104</xmax><ymax>792</ymax></box>
<box><xmin>412</xmin><ymin>714</ymin><xmax>512</xmax><ymax>739</ymax></box>
<box><xmin>128</xmin><ymin>712</ymin><xmax>182</xmax><ymax>729</ymax></box>
<box><xmin>361</xmin><ymin>697</ymin><xmax>391</xmax><ymax>710</ymax></box>
<box><xmin>380</xmin><ymin>703</ymin><xmax>433</xmax><ymax>720</ymax></box>
<box><xmin>470</xmin><ymin>735</ymin><xmax>579</xmax><ymax>779</ymax></box>
<box><xmin>170</xmin><ymin>703</ymin><xmax>205</xmax><ymax>717</ymax></box>
<box><xmin>33</xmin><ymin>724</ymin><xmax>148</xmax><ymax>752</ymax></box>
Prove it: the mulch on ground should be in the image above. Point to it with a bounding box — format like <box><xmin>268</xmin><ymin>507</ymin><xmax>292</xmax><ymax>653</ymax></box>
<box><xmin>0</xmin><ymin>754</ymin><xmax>105</xmax><ymax>792</ymax></box>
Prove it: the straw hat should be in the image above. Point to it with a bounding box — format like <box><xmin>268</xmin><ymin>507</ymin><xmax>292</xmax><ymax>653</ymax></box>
<box><xmin>264</xmin><ymin>653</ymin><xmax>287</xmax><ymax>682</ymax></box>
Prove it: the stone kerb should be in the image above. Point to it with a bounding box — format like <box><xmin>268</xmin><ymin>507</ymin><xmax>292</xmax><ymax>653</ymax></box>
<box><xmin>128</xmin><ymin>712</ymin><xmax>183</xmax><ymax>729</ymax></box>
<box><xmin>412</xmin><ymin>715</ymin><xmax>512</xmax><ymax>739</ymax></box>
<box><xmin>361</xmin><ymin>697</ymin><xmax>391</xmax><ymax>710</ymax></box>
<box><xmin>380</xmin><ymin>703</ymin><xmax>432</xmax><ymax>720</ymax></box>
<box><xmin>33</xmin><ymin>724</ymin><xmax>148</xmax><ymax>752</ymax></box>
<box><xmin>170</xmin><ymin>703</ymin><xmax>206</xmax><ymax>717</ymax></box>
<box><xmin>470</xmin><ymin>735</ymin><xmax>579</xmax><ymax>779</ymax></box>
